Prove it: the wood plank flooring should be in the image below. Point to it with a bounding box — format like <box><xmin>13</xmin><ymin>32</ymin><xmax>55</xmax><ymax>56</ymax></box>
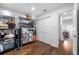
<box><xmin>1</xmin><ymin>40</ymin><xmax>73</xmax><ymax>55</ymax></box>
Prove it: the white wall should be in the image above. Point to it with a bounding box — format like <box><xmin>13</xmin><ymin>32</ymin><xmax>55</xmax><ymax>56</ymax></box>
<box><xmin>36</xmin><ymin>4</ymin><xmax>74</xmax><ymax>48</ymax></box>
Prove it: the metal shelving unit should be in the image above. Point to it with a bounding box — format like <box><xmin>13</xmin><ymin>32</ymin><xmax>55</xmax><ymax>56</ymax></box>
<box><xmin>0</xmin><ymin>15</ymin><xmax>15</xmax><ymax>53</ymax></box>
<box><xmin>19</xmin><ymin>17</ymin><xmax>36</xmax><ymax>45</ymax></box>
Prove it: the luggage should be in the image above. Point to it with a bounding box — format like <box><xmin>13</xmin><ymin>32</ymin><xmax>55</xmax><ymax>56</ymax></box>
<box><xmin>3</xmin><ymin>39</ymin><xmax>14</xmax><ymax>50</ymax></box>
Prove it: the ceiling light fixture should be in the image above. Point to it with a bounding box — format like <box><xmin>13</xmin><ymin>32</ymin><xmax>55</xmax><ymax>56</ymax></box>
<box><xmin>31</xmin><ymin>6</ymin><xmax>35</xmax><ymax>11</ymax></box>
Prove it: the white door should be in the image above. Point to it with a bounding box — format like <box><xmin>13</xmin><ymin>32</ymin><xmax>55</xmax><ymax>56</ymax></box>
<box><xmin>36</xmin><ymin>15</ymin><xmax>59</xmax><ymax>48</ymax></box>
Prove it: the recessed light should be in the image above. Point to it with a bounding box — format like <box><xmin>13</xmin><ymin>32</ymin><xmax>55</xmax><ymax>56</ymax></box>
<box><xmin>31</xmin><ymin>6</ymin><xmax>35</xmax><ymax>11</ymax></box>
<box><xmin>63</xmin><ymin>12</ymin><xmax>67</xmax><ymax>15</ymax></box>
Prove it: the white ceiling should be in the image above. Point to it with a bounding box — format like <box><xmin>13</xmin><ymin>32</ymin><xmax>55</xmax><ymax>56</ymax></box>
<box><xmin>0</xmin><ymin>3</ymin><xmax>70</xmax><ymax>17</ymax></box>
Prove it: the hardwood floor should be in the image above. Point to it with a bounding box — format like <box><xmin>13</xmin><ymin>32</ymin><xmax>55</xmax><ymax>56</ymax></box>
<box><xmin>1</xmin><ymin>40</ymin><xmax>73</xmax><ymax>55</ymax></box>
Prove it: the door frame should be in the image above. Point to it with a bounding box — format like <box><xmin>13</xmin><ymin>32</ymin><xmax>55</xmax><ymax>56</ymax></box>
<box><xmin>59</xmin><ymin>4</ymin><xmax>77</xmax><ymax>54</ymax></box>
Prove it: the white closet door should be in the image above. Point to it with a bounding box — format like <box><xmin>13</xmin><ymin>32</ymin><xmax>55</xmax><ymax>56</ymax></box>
<box><xmin>36</xmin><ymin>15</ymin><xmax>59</xmax><ymax>48</ymax></box>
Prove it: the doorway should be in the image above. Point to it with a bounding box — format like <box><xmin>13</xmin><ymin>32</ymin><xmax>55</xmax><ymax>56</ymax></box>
<box><xmin>59</xmin><ymin>10</ymin><xmax>74</xmax><ymax>41</ymax></box>
<box><xmin>59</xmin><ymin>10</ymin><xmax>75</xmax><ymax>54</ymax></box>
